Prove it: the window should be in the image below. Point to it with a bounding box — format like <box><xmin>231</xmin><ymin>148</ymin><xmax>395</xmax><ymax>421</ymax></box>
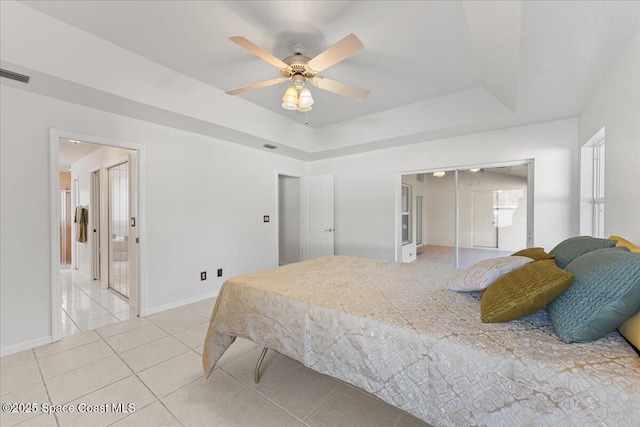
<box><xmin>580</xmin><ymin>127</ymin><xmax>605</xmax><ymax>238</ymax></box>
<box><xmin>593</xmin><ymin>140</ymin><xmax>605</xmax><ymax>238</ymax></box>
<box><xmin>402</xmin><ymin>184</ymin><xmax>411</xmax><ymax>244</ymax></box>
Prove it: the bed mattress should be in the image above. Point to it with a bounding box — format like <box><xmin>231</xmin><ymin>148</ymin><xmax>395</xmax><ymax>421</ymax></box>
<box><xmin>202</xmin><ymin>256</ymin><xmax>640</xmax><ymax>426</ymax></box>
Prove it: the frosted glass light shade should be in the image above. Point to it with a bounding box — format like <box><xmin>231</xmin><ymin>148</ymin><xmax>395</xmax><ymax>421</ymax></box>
<box><xmin>298</xmin><ymin>87</ymin><xmax>314</xmax><ymax>108</ymax></box>
<box><xmin>282</xmin><ymin>86</ymin><xmax>299</xmax><ymax>110</ymax></box>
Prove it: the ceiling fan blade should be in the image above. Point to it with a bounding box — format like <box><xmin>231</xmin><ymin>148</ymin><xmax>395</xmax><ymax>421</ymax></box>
<box><xmin>306</xmin><ymin>34</ymin><xmax>364</xmax><ymax>73</ymax></box>
<box><xmin>229</xmin><ymin>36</ymin><xmax>290</xmax><ymax>70</ymax></box>
<box><xmin>311</xmin><ymin>77</ymin><xmax>369</xmax><ymax>99</ymax></box>
<box><xmin>226</xmin><ymin>78</ymin><xmax>285</xmax><ymax>96</ymax></box>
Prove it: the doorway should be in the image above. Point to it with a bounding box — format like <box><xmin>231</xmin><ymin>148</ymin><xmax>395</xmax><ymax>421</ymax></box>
<box><xmin>277</xmin><ymin>173</ymin><xmax>335</xmax><ymax>265</ymax></box>
<box><xmin>52</xmin><ymin>133</ymin><xmax>145</xmax><ymax>341</ymax></box>
<box><xmin>278</xmin><ymin>174</ymin><xmax>301</xmax><ymax>266</ymax></box>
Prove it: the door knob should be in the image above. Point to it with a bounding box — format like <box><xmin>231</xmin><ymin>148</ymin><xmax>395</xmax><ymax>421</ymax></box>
<box><xmin>325</xmin><ymin>228</ymin><xmax>334</xmax><ymax>232</ymax></box>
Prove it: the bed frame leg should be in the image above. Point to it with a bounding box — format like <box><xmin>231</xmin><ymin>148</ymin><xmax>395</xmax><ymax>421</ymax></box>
<box><xmin>254</xmin><ymin>347</ymin><xmax>268</xmax><ymax>383</ymax></box>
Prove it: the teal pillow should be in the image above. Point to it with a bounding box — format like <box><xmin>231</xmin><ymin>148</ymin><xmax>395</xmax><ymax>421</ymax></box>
<box><xmin>547</xmin><ymin>247</ymin><xmax>640</xmax><ymax>343</ymax></box>
<box><xmin>549</xmin><ymin>236</ymin><xmax>616</xmax><ymax>269</ymax></box>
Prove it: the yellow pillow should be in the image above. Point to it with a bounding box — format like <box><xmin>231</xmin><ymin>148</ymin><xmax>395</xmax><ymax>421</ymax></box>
<box><xmin>608</xmin><ymin>235</ymin><xmax>640</xmax><ymax>253</ymax></box>
<box><xmin>481</xmin><ymin>260</ymin><xmax>574</xmax><ymax>323</ymax></box>
<box><xmin>511</xmin><ymin>247</ymin><xmax>555</xmax><ymax>262</ymax></box>
<box><xmin>618</xmin><ymin>311</ymin><xmax>640</xmax><ymax>352</ymax></box>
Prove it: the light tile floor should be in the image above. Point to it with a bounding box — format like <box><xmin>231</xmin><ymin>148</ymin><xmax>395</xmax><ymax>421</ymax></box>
<box><xmin>1</xmin><ymin>298</ymin><xmax>432</xmax><ymax>427</ymax></box>
<box><xmin>60</xmin><ymin>268</ymin><xmax>137</xmax><ymax>337</ymax></box>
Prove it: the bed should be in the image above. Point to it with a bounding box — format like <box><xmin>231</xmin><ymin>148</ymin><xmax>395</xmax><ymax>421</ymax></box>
<box><xmin>202</xmin><ymin>255</ymin><xmax>640</xmax><ymax>426</ymax></box>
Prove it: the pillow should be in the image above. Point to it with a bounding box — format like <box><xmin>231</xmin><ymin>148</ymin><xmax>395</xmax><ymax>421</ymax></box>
<box><xmin>609</xmin><ymin>235</ymin><xmax>640</xmax><ymax>253</ymax></box>
<box><xmin>547</xmin><ymin>247</ymin><xmax>640</xmax><ymax>343</ymax></box>
<box><xmin>448</xmin><ymin>256</ymin><xmax>533</xmax><ymax>292</ymax></box>
<box><xmin>618</xmin><ymin>311</ymin><xmax>640</xmax><ymax>354</ymax></box>
<box><xmin>481</xmin><ymin>260</ymin><xmax>574</xmax><ymax>323</ymax></box>
<box><xmin>549</xmin><ymin>236</ymin><xmax>616</xmax><ymax>269</ymax></box>
<box><xmin>511</xmin><ymin>247</ymin><xmax>555</xmax><ymax>262</ymax></box>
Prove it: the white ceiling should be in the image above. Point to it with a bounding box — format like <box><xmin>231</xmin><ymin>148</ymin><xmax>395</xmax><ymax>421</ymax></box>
<box><xmin>58</xmin><ymin>138</ymin><xmax>102</xmax><ymax>170</ymax></box>
<box><xmin>20</xmin><ymin>1</ymin><xmax>483</xmax><ymax>128</ymax></box>
<box><xmin>6</xmin><ymin>1</ymin><xmax>640</xmax><ymax>158</ymax></box>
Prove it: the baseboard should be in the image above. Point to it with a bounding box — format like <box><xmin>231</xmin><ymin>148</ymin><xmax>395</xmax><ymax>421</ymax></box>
<box><xmin>1</xmin><ymin>335</ymin><xmax>52</xmax><ymax>358</ymax></box>
<box><xmin>145</xmin><ymin>291</ymin><xmax>219</xmax><ymax>316</ymax></box>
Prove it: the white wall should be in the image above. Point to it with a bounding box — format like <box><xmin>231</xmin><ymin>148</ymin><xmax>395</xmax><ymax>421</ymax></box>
<box><xmin>0</xmin><ymin>86</ymin><xmax>305</xmax><ymax>355</ymax></box>
<box><xmin>308</xmin><ymin>119</ymin><xmax>579</xmax><ymax>260</ymax></box>
<box><xmin>579</xmin><ymin>31</ymin><xmax>640</xmax><ymax>243</ymax></box>
<box><xmin>278</xmin><ymin>175</ymin><xmax>300</xmax><ymax>266</ymax></box>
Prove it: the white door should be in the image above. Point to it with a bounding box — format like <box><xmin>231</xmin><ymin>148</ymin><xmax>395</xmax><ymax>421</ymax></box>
<box><xmin>108</xmin><ymin>161</ymin><xmax>130</xmax><ymax>298</ymax></box>
<box><xmin>472</xmin><ymin>190</ymin><xmax>498</xmax><ymax>248</ymax></box>
<box><xmin>300</xmin><ymin>175</ymin><xmax>334</xmax><ymax>260</ymax></box>
<box><xmin>128</xmin><ymin>152</ymin><xmax>138</xmax><ymax>310</ymax></box>
<box><xmin>91</xmin><ymin>170</ymin><xmax>101</xmax><ymax>280</ymax></box>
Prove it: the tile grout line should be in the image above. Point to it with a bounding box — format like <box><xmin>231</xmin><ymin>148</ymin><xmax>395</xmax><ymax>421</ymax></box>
<box><xmin>60</xmin><ymin>307</ymin><xmax>82</xmax><ymax>334</ymax></box>
<box><xmin>95</xmin><ymin>319</ymin><xmax>151</xmax><ymax>341</ymax></box>
<box><xmin>143</xmin><ymin>346</ymin><xmax>258</xmax><ymax>426</ymax></box>
<box><xmin>7</xmin><ymin>294</ymin><xmax>213</xmax><ymax>426</ymax></box>
<box><xmin>216</xmin><ymin>350</ymin><xmax>329</xmax><ymax>425</ymax></box>
<box><xmin>62</xmin><ymin>268</ymin><xmax>131</xmax><ymax>333</ymax></box>
<box><xmin>45</xmin><ymin>334</ymin><xmax>164</xmax><ymax>427</ymax></box>
<box><xmin>36</xmin><ymin>339</ymin><xmax>107</xmax><ymax>366</ymax></box>
<box><xmin>40</xmin><ymin>355</ymin><xmax>129</xmax><ymax>406</ymax></box>
<box><xmin>31</xmin><ymin>348</ymin><xmax>61</xmax><ymax>427</ymax></box>
<box><xmin>99</xmin><ymin>325</ymin><xmax>169</xmax><ymax>354</ymax></box>
<box><xmin>202</xmin><ymin>368</ymin><xmax>265</xmax><ymax>426</ymax></box>
<box><xmin>301</xmin><ymin>381</ymin><xmax>341</xmax><ymax>423</ymax></box>
<box><xmin>100</xmin><ymin>334</ymin><xmax>189</xmax><ymax>427</ymax></box>
<box><xmin>125</xmin><ymin>346</ymin><xmax>192</xmax><ymax>376</ymax></box>
<box><xmin>213</xmin><ymin>344</ymin><xmax>261</xmax><ymax>368</ymax></box>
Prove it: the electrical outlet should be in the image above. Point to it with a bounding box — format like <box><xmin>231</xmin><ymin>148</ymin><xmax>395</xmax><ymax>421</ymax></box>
<box><xmin>200</xmin><ymin>271</ymin><xmax>206</xmax><ymax>281</ymax></box>
<box><xmin>217</xmin><ymin>268</ymin><xmax>223</xmax><ymax>277</ymax></box>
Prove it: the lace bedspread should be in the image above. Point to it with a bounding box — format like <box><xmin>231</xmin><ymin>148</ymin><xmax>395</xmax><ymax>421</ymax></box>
<box><xmin>202</xmin><ymin>256</ymin><xmax>640</xmax><ymax>426</ymax></box>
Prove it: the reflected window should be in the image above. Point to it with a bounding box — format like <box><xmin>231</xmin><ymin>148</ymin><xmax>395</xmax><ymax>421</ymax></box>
<box><xmin>402</xmin><ymin>184</ymin><xmax>411</xmax><ymax>244</ymax></box>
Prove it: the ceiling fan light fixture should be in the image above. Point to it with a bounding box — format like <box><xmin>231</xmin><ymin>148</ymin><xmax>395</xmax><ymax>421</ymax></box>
<box><xmin>227</xmin><ymin>34</ymin><xmax>369</xmax><ymax>112</ymax></box>
<box><xmin>282</xmin><ymin>85</ymin><xmax>299</xmax><ymax>110</ymax></box>
<box><xmin>298</xmin><ymin>87</ymin><xmax>314</xmax><ymax>108</ymax></box>
<box><xmin>291</xmin><ymin>73</ymin><xmax>306</xmax><ymax>87</ymax></box>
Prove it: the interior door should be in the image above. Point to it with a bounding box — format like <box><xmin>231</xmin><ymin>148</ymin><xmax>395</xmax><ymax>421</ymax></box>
<box><xmin>108</xmin><ymin>161</ymin><xmax>130</xmax><ymax>298</ymax></box>
<box><xmin>472</xmin><ymin>190</ymin><xmax>498</xmax><ymax>248</ymax></box>
<box><xmin>300</xmin><ymin>175</ymin><xmax>334</xmax><ymax>260</ymax></box>
<box><xmin>91</xmin><ymin>170</ymin><xmax>101</xmax><ymax>280</ymax></box>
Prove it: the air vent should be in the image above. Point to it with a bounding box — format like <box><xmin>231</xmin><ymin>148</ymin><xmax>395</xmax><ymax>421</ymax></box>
<box><xmin>263</xmin><ymin>144</ymin><xmax>277</xmax><ymax>150</ymax></box>
<box><xmin>0</xmin><ymin>68</ymin><xmax>30</xmax><ymax>84</ymax></box>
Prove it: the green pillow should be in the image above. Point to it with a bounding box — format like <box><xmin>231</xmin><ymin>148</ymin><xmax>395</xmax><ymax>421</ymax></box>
<box><xmin>547</xmin><ymin>247</ymin><xmax>640</xmax><ymax>343</ymax></box>
<box><xmin>549</xmin><ymin>236</ymin><xmax>616</xmax><ymax>269</ymax></box>
<box><xmin>481</xmin><ymin>260</ymin><xmax>574</xmax><ymax>323</ymax></box>
<box><xmin>511</xmin><ymin>247</ymin><xmax>555</xmax><ymax>262</ymax></box>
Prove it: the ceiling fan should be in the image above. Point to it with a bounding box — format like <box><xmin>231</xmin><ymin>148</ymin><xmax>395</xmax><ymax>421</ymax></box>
<box><xmin>225</xmin><ymin>34</ymin><xmax>370</xmax><ymax>112</ymax></box>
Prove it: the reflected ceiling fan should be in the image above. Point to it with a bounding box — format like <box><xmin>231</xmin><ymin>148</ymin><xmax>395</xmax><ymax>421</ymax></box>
<box><xmin>226</xmin><ymin>34</ymin><xmax>369</xmax><ymax>112</ymax></box>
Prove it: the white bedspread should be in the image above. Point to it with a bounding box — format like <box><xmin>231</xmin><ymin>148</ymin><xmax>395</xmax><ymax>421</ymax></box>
<box><xmin>202</xmin><ymin>256</ymin><xmax>640</xmax><ymax>426</ymax></box>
